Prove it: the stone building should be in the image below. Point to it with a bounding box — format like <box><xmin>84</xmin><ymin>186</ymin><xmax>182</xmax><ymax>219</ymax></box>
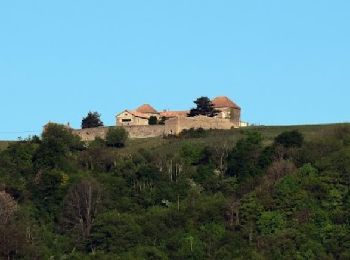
<box><xmin>116</xmin><ymin>104</ymin><xmax>159</xmax><ymax>126</ymax></box>
<box><xmin>116</xmin><ymin>96</ymin><xmax>240</xmax><ymax>126</ymax></box>
<box><xmin>212</xmin><ymin>96</ymin><xmax>241</xmax><ymax>125</ymax></box>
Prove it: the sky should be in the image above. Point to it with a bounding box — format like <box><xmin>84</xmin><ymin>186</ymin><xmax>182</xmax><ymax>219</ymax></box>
<box><xmin>0</xmin><ymin>0</ymin><xmax>349</xmax><ymax>140</ymax></box>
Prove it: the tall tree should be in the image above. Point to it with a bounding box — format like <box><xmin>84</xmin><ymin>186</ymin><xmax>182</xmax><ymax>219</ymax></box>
<box><xmin>0</xmin><ymin>191</ymin><xmax>17</xmax><ymax>225</ymax></box>
<box><xmin>81</xmin><ymin>111</ymin><xmax>104</xmax><ymax>129</ymax></box>
<box><xmin>188</xmin><ymin>96</ymin><xmax>219</xmax><ymax>117</ymax></box>
<box><xmin>61</xmin><ymin>179</ymin><xmax>102</xmax><ymax>246</ymax></box>
<box><xmin>33</xmin><ymin>123</ymin><xmax>82</xmax><ymax>170</ymax></box>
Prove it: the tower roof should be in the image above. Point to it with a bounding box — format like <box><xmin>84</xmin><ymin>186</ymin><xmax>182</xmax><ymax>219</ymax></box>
<box><xmin>136</xmin><ymin>104</ymin><xmax>158</xmax><ymax>114</ymax></box>
<box><xmin>212</xmin><ymin>96</ymin><xmax>241</xmax><ymax>109</ymax></box>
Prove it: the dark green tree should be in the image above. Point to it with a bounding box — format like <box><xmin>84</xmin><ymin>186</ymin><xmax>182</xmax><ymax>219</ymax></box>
<box><xmin>88</xmin><ymin>211</ymin><xmax>142</xmax><ymax>253</ymax></box>
<box><xmin>227</xmin><ymin>131</ymin><xmax>263</xmax><ymax>181</ymax></box>
<box><xmin>274</xmin><ymin>130</ymin><xmax>304</xmax><ymax>148</ymax></box>
<box><xmin>106</xmin><ymin>127</ymin><xmax>128</xmax><ymax>148</ymax></box>
<box><xmin>81</xmin><ymin>111</ymin><xmax>104</xmax><ymax>129</ymax></box>
<box><xmin>188</xmin><ymin>96</ymin><xmax>219</xmax><ymax>117</ymax></box>
<box><xmin>33</xmin><ymin>123</ymin><xmax>82</xmax><ymax>170</ymax></box>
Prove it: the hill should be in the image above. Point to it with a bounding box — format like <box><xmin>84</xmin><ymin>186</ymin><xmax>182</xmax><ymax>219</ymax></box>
<box><xmin>121</xmin><ymin>123</ymin><xmax>349</xmax><ymax>154</ymax></box>
<box><xmin>0</xmin><ymin>123</ymin><xmax>350</xmax><ymax>259</ymax></box>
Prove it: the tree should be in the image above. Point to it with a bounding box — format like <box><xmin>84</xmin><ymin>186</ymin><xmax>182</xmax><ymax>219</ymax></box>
<box><xmin>31</xmin><ymin>169</ymin><xmax>66</xmax><ymax>215</ymax></box>
<box><xmin>274</xmin><ymin>130</ymin><xmax>304</xmax><ymax>148</ymax></box>
<box><xmin>148</xmin><ymin>116</ymin><xmax>158</xmax><ymax>125</ymax></box>
<box><xmin>106</xmin><ymin>127</ymin><xmax>128</xmax><ymax>148</ymax></box>
<box><xmin>61</xmin><ymin>178</ymin><xmax>102</xmax><ymax>246</ymax></box>
<box><xmin>227</xmin><ymin>131</ymin><xmax>263</xmax><ymax>180</ymax></box>
<box><xmin>188</xmin><ymin>96</ymin><xmax>219</xmax><ymax>117</ymax></box>
<box><xmin>88</xmin><ymin>211</ymin><xmax>142</xmax><ymax>253</ymax></box>
<box><xmin>81</xmin><ymin>111</ymin><xmax>104</xmax><ymax>129</ymax></box>
<box><xmin>257</xmin><ymin>211</ymin><xmax>286</xmax><ymax>235</ymax></box>
<box><xmin>0</xmin><ymin>190</ymin><xmax>17</xmax><ymax>225</ymax></box>
<box><xmin>33</xmin><ymin>123</ymin><xmax>83</xmax><ymax>170</ymax></box>
<box><xmin>0</xmin><ymin>191</ymin><xmax>32</xmax><ymax>259</ymax></box>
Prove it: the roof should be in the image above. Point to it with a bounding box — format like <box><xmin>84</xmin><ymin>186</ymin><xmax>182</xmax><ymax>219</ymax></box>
<box><xmin>136</xmin><ymin>104</ymin><xmax>158</xmax><ymax>114</ymax></box>
<box><xmin>212</xmin><ymin>96</ymin><xmax>241</xmax><ymax>110</ymax></box>
<box><xmin>127</xmin><ymin>110</ymin><xmax>152</xmax><ymax>119</ymax></box>
<box><xmin>160</xmin><ymin>111</ymin><xmax>188</xmax><ymax>118</ymax></box>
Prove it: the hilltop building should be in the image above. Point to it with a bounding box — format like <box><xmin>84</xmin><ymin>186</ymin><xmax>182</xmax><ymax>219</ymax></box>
<box><xmin>116</xmin><ymin>96</ymin><xmax>241</xmax><ymax>126</ymax></box>
<box><xmin>52</xmin><ymin>96</ymin><xmax>246</xmax><ymax>141</ymax></box>
<box><xmin>116</xmin><ymin>104</ymin><xmax>188</xmax><ymax>126</ymax></box>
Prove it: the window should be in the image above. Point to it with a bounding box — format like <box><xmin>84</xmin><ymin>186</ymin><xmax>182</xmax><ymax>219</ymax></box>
<box><xmin>122</xmin><ymin>119</ymin><xmax>131</xmax><ymax>122</ymax></box>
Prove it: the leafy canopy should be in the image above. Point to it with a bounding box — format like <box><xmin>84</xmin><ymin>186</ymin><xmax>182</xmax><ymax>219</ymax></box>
<box><xmin>274</xmin><ymin>130</ymin><xmax>304</xmax><ymax>148</ymax></box>
<box><xmin>106</xmin><ymin>127</ymin><xmax>128</xmax><ymax>147</ymax></box>
<box><xmin>188</xmin><ymin>96</ymin><xmax>219</xmax><ymax>117</ymax></box>
<box><xmin>81</xmin><ymin>111</ymin><xmax>104</xmax><ymax>129</ymax></box>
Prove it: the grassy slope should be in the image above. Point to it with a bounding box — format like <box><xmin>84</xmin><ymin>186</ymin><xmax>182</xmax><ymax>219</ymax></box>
<box><xmin>0</xmin><ymin>141</ymin><xmax>11</xmax><ymax>151</ymax></box>
<box><xmin>117</xmin><ymin>123</ymin><xmax>350</xmax><ymax>156</ymax></box>
<box><xmin>1</xmin><ymin>123</ymin><xmax>348</xmax><ymax>153</ymax></box>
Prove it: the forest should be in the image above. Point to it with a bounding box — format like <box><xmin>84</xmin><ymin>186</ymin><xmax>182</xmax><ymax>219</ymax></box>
<box><xmin>0</xmin><ymin>123</ymin><xmax>350</xmax><ymax>259</ymax></box>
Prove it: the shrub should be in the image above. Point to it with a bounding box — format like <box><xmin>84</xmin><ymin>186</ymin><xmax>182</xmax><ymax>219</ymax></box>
<box><xmin>275</xmin><ymin>130</ymin><xmax>304</xmax><ymax>148</ymax></box>
<box><xmin>179</xmin><ymin>128</ymin><xmax>207</xmax><ymax>138</ymax></box>
<box><xmin>106</xmin><ymin>127</ymin><xmax>128</xmax><ymax>148</ymax></box>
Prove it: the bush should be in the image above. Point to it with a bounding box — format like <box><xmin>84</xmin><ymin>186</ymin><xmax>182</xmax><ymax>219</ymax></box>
<box><xmin>106</xmin><ymin>127</ymin><xmax>128</xmax><ymax>148</ymax></box>
<box><xmin>275</xmin><ymin>130</ymin><xmax>304</xmax><ymax>148</ymax></box>
<box><xmin>179</xmin><ymin>128</ymin><xmax>207</xmax><ymax>138</ymax></box>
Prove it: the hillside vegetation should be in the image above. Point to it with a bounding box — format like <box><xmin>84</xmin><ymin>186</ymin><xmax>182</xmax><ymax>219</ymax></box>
<box><xmin>0</xmin><ymin>141</ymin><xmax>12</xmax><ymax>151</ymax></box>
<box><xmin>0</xmin><ymin>123</ymin><xmax>350</xmax><ymax>259</ymax></box>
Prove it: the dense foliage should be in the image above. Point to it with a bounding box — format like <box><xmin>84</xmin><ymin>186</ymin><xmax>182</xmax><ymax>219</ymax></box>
<box><xmin>106</xmin><ymin>127</ymin><xmax>128</xmax><ymax>148</ymax></box>
<box><xmin>1</xmin><ymin>123</ymin><xmax>350</xmax><ymax>259</ymax></box>
<box><xmin>82</xmin><ymin>111</ymin><xmax>104</xmax><ymax>129</ymax></box>
<box><xmin>188</xmin><ymin>96</ymin><xmax>219</xmax><ymax>117</ymax></box>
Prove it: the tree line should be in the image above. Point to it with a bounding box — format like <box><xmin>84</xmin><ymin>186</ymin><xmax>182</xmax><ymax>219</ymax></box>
<box><xmin>0</xmin><ymin>123</ymin><xmax>350</xmax><ymax>259</ymax></box>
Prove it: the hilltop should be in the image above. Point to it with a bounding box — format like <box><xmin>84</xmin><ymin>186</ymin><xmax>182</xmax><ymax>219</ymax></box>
<box><xmin>1</xmin><ymin>123</ymin><xmax>346</xmax><ymax>152</ymax></box>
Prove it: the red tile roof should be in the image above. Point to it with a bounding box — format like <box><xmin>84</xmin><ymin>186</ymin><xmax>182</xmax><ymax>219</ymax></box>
<box><xmin>136</xmin><ymin>104</ymin><xmax>158</xmax><ymax>114</ymax></box>
<box><xmin>127</xmin><ymin>110</ymin><xmax>153</xmax><ymax>119</ymax></box>
<box><xmin>212</xmin><ymin>96</ymin><xmax>241</xmax><ymax>109</ymax></box>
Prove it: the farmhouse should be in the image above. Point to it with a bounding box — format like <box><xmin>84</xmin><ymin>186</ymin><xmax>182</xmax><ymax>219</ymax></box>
<box><xmin>116</xmin><ymin>104</ymin><xmax>188</xmax><ymax>126</ymax></box>
<box><xmin>116</xmin><ymin>96</ymin><xmax>241</xmax><ymax>126</ymax></box>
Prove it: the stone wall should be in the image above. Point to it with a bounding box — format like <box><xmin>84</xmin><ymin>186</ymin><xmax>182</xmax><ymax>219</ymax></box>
<box><xmin>72</xmin><ymin>125</ymin><xmax>166</xmax><ymax>141</ymax></box>
<box><xmin>72</xmin><ymin>116</ymin><xmax>239</xmax><ymax>141</ymax></box>
<box><xmin>164</xmin><ymin>116</ymin><xmax>238</xmax><ymax>135</ymax></box>
<box><xmin>123</xmin><ymin>125</ymin><xmax>165</xmax><ymax>138</ymax></box>
<box><xmin>72</xmin><ymin>127</ymin><xmax>110</xmax><ymax>141</ymax></box>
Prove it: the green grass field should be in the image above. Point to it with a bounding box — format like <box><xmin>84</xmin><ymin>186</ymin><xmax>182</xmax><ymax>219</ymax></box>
<box><xmin>116</xmin><ymin>123</ymin><xmax>350</xmax><ymax>156</ymax></box>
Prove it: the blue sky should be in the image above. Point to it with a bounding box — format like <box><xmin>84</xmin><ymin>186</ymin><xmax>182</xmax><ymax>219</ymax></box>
<box><xmin>1</xmin><ymin>0</ymin><xmax>349</xmax><ymax>140</ymax></box>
